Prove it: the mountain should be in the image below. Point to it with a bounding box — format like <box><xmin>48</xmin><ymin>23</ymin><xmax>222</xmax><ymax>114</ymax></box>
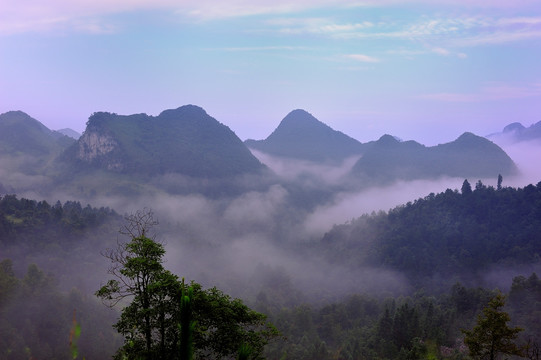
<box><xmin>0</xmin><ymin>111</ymin><xmax>75</xmax><ymax>156</ymax></box>
<box><xmin>62</xmin><ymin>105</ymin><xmax>264</xmax><ymax>178</ymax></box>
<box><xmin>488</xmin><ymin>120</ymin><xmax>541</xmax><ymax>144</ymax></box>
<box><xmin>245</xmin><ymin>109</ymin><xmax>365</xmax><ymax>163</ymax></box>
<box><xmin>318</xmin><ymin>181</ymin><xmax>541</xmax><ymax>284</ymax></box>
<box><xmin>56</xmin><ymin>128</ymin><xmax>81</xmax><ymax>139</ymax></box>
<box><xmin>350</xmin><ymin>132</ymin><xmax>517</xmax><ymax>182</ymax></box>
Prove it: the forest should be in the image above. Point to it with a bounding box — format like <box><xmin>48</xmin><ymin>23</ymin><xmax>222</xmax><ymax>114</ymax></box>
<box><xmin>0</xmin><ymin>180</ymin><xmax>540</xmax><ymax>359</ymax></box>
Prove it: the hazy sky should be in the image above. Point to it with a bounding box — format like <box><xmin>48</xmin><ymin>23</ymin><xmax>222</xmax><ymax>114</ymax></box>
<box><xmin>1</xmin><ymin>0</ymin><xmax>541</xmax><ymax>145</ymax></box>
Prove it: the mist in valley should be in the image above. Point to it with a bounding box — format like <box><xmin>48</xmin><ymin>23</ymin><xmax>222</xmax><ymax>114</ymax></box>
<box><xmin>2</xmin><ymin>129</ymin><xmax>541</xmax><ymax>359</ymax></box>
<box><xmin>3</xmin><ymin>137</ymin><xmax>541</xmax><ymax>305</ymax></box>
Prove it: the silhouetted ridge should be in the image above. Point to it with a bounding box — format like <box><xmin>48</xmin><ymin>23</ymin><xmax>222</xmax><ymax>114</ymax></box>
<box><xmin>503</xmin><ymin>122</ymin><xmax>526</xmax><ymax>133</ymax></box>
<box><xmin>489</xmin><ymin>119</ymin><xmax>541</xmax><ymax>143</ymax></box>
<box><xmin>65</xmin><ymin>105</ymin><xmax>264</xmax><ymax>177</ymax></box>
<box><xmin>351</xmin><ymin>132</ymin><xmax>516</xmax><ymax>182</ymax></box>
<box><xmin>245</xmin><ymin>109</ymin><xmax>364</xmax><ymax>162</ymax></box>
<box><xmin>0</xmin><ymin>110</ymin><xmax>74</xmax><ymax>156</ymax></box>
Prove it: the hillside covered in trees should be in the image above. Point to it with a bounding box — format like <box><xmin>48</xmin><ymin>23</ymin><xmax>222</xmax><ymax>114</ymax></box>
<box><xmin>1</xmin><ymin>179</ymin><xmax>541</xmax><ymax>359</ymax></box>
<box><xmin>317</xmin><ymin>179</ymin><xmax>541</xmax><ymax>286</ymax></box>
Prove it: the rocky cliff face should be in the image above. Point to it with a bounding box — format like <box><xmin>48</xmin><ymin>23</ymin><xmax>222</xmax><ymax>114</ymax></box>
<box><xmin>76</xmin><ymin>130</ymin><xmax>123</xmax><ymax>170</ymax></box>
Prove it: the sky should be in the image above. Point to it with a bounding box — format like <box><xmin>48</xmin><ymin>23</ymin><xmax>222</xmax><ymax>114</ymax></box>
<box><xmin>1</xmin><ymin>0</ymin><xmax>541</xmax><ymax>145</ymax></box>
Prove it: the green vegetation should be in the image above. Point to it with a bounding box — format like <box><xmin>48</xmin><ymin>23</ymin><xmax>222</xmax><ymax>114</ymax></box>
<box><xmin>351</xmin><ymin>133</ymin><xmax>517</xmax><ymax>183</ymax></box>
<box><xmin>318</xmin><ymin>179</ymin><xmax>541</xmax><ymax>283</ymax></box>
<box><xmin>96</xmin><ymin>210</ymin><xmax>278</xmax><ymax>360</ymax></box>
<box><xmin>65</xmin><ymin>106</ymin><xmax>264</xmax><ymax>178</ymax></box>
<box><xmin>462</xmin><ymin>293</ymin><xmax>523</xmax><ymax>360</ymax></box>
<box><xmin>262</xmin><ymin>280</ymin><xmax>540</xmax><ymax>359</ymax></box>
<box><xmin>0</xmin><ymin>194</ymin><xmax>119</xmax><ymax>249</ymax></box>
<box><xmin>1</xmin><ymin>179</ymin><xmax>541</xmax><ymax>359</ymax></box>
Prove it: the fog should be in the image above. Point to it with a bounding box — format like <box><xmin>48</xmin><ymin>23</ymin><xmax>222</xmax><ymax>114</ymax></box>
<box><xmin>2</xmin><ymin>139</ymin><xmax>540</xmax><ymax>306</ymax></box>
<box><xmin>249</xmin><ymin>149</ymin><xmax>361</xmax><ymax>186</ymax></box>
<box><xmin>302</xmin><ymin>177</ymin><xmax>466</xmax><ymax>237</ymax></box>
<box><xmin>498</xmin><ymin>140</ymin><xmax>541</xmax><ymax>187</ymax></box>
<box><xmin>82</xmin><ymin>184</ymin><xmax>412</xmax><ymax>302</ymax></box>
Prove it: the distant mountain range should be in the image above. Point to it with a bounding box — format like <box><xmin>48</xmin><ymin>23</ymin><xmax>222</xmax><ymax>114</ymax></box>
<box><xmin>488</xmin><ymin>120</ymin><xmax>541</xmax><ymax>144</ymax></box>
<box><xmin>247</xmin><ymin>109</ymin><xmax>517</xmax><ymax>182</ymax></box>
<box><xmin>245</xmin><ymin>109</ymin><xmax>365</xmax><ymax>163</ymax></box>
<box><xmin>0</xmin><ymin>106</ymin><xmax>520</xmax><ymax>198</ymax></box>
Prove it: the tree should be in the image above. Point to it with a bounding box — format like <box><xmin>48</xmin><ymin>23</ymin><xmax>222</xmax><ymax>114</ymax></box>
<box><xmin>462</xmin><ymin>293</ymin><xmax>523</xmax><ymax>360</ymax></box>
<box><xmin>497</xmin><ymin>174</ymin><xmax>503</xmax><ymax>191</ymax></box>
<box><xmin>96</xmin><ymin>210</ymin><xmax>277</xmax><ymax>359</ymax></box>
<box><xmin>462</xmin><ymin>179</ymin><xmax>472</xmax><ymax>195</ymax></box>
<box><xmin>96</xmin><ymin>210</ymin><xmax>176</xmax><ymax>359</ymax></box>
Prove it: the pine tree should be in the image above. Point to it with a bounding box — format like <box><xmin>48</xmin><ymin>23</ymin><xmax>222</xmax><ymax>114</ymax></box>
<box><xmin>462</xmin><ymin>293</ymin><xmax>523</xmax><ymax>360</ymax></box>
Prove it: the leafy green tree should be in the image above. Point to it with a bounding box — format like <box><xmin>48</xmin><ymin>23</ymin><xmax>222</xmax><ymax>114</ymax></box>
<box><xmin>95</xmin><ymin>211</ymin><xmax>175</xmax><ymax>359</ymax></box>
<box><xmin>462</xmin><ymin>293</ymin><xmax>523</xmax><ymax>360</ymax></box>
<box><xmin>96</xmin><ymin>210</ymin><xmax>277</xmax><ymax>360</ymax></box>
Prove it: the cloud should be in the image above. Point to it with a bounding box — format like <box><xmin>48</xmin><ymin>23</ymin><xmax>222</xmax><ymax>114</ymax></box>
<box><xmin>268</xmin><ymin>17</ymin><xmax>374</xmax><ymax>36</ymax></box>
<box><xmin>303</xmin><ymin>177</ymin><xmax>465</xmax><ymax>237</ymax></box>
<box><xmin>2</xmin><ymin>0</ymin><xmax>540</xmax><ymax>35</ymax></box>
<box><xmin>267</xmin><ymin>14</ymin><xmax>541</xmax><ymax>51</ymax></box>
<box><xmin>494</xmin><ymin>141</ymin><xmax>541</xmax><ymax>187</ymax></box>
<box><xmin>431</xmin><ymin>47</ymin><xmax>450</xmax><ymax>56</ymax></box>
<box><xmin>211</xmin><ymin>46</ymin><xmax>312</xmax><ymax>52</ymax></box>
<box><xmin>344</xmin><ymin>54</ymin><xmax>381</xmax><ymax>63</ymax></box>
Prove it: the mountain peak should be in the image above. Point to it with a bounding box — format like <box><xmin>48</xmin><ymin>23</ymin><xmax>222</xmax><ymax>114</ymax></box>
<box><xmin>503</xmin><ymin>122</ymin><xmax>525</xmax><ymax>133</ymax></box>
<box><xmin>279</xmin><ymin>109</ymin><xmax>322</xmax><ymax>126</ymax></box>
<box><xmin>246</xmin><ymin>109</ymin><xmax>364</xmax><ymax>163</ymax></box>
<box><xmin>376</xmin><ymin>134</ymin><xmax>400</xmax><ymax>144</ymax></box>
<box><xmin>68</xmin><ymin>105</ymin><xmax>263</xmax><ymax>177</ymax></box>
<box><xmin>455</xmin><ymin>131</ymin><xmax>477</xmax><ymax>141</ymax></box>
<box><xmin>0</xmin><ymin>110</ymin><xmax>74</xmax><ymax>156</ymax></box>
<box><xmin>0</xmin><ymin>110</ymin><xmax>51</xmax><ymax>134</ymax></box>
<box><xmin>158</xmin><ymin>104</ymin><xmax>208</xmax><ymax>119</ymax></box>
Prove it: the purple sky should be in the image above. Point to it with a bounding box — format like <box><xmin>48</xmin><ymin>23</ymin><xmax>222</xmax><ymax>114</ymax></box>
<box><xmin>1</xmin><ymin>0</ymin><xmax>541</xmax><ymax>145</ymax></box>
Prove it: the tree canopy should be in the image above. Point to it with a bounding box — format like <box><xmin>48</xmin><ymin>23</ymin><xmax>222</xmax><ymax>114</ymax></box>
<box><xmin>462</xmin><ymin>293</ymin><xmax>523</xmax><ymax>360</ymax></box>
<box><xmin>96</xmin><ymin>210</ymin><xmax>278</xmax><ymax>359</ymax></box>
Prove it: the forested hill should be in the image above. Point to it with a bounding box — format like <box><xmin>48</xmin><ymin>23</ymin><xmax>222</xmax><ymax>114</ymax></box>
<box><xmin>0</xmin><ymin>194</ymin><xmax>120</xmax><ymax>253</ymax></box>
<box><xmin>245</xmin><ymin>109</ymin><xmax>365</xmax><ymax>163</ymax></box>
<box><xmin>62</xmin><ymin>105</ymin><xmax>264</xmax><ymax>177</ymax></box>
<box><xmin>319</xmin><ymin>180</ymin><xmax>541</xmax><ymax>284</ymax></box>
<box><xmin>350</xmin><ymin>132</ymin><xmax>517</xmax><ymax>183</ymax></box>
<box><xmin>0</xmin><ymin>111</ymin><xmax>74</xmax><ymax>157</ymax></box>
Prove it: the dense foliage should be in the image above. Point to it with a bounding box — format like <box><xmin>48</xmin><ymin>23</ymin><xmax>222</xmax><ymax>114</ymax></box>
<box><xmin>0</xmin><ymin>194</ymin><xmax>119</xmax><ymax>251</ymax></box>
<box><xmin>351</xmin><ymin>133</ymin><xmax>516</xmax><ymax>183</ymax></box>
<box><xmin>320</xmin><ymin>180</ymin><xmax>541</xmax><ymax>283</ymax></box>
<box><xmin>63</xmin><ymin>105</ymin><xmax>264</xmax><ymax>178</ymax></box>
<box><xmin>1</xmin><ymin>180</ymin><xmax>541</xmax><ymax>359</ymax></box>
<box><xmin>262</xmin><ymin>276</ymin><xmax>541</xmax><ymax>359</ymax></box>
<box><xmin>96</xmin><ymin>211</ymin><xmax>278</xmax><ymax>360</ymax></box>
<box><xmin>463</xmin><ymin>293</ymin><xmax>523</xmax><ymax>360</ymax></box>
